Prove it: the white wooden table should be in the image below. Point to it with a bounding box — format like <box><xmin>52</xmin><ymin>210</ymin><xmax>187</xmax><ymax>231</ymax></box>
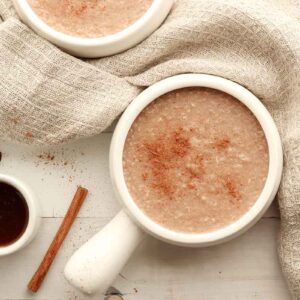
<box><xmin>0</xmin><ymin>130</ymin><xmax>291</xmax><ymax>300</ymax></box>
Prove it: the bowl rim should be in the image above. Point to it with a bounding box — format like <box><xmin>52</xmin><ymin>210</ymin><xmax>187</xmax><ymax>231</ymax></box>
<box><xmin>110</xmin><ymin>74</ymin><xmax>283</xmax><ymax>246</ymax></box>
<box><xmin>13</xmin><ymin>0</ymin><xmax>170</xmax><ymax>47</ymax></box>
<box><xmin>0</xmin><ymin>174</ymin><xmax>40</xmax><ymax>256</ymax></box>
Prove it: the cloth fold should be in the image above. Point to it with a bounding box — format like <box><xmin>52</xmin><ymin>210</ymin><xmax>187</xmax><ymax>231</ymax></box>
<box><xmin>0</xmin><ymin>0</ymin><xmax>299</xmax><ymax>298</ymax></box>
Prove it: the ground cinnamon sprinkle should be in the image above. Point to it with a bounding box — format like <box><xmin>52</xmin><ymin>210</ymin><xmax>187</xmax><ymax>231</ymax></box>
<box><xmin>74</xmin><ymin>3</ymin><xmax>87</xmax><ymax>16</ymax></box>
<box><xmin>38</xmin><ymin>153</ymin><xmax>55</xmax><ymax>161</ymax></box>
<box><xmin>144</xmin><ymin>139</ymin><xmax>174</xmax><ymax>197</ymax></box>
<box><xmin>223</xmin><ymin>176</ymin><xmax>242</xmax><ymax>201</ymax></box>
<box><xmin>188</xmin><ymin>154</ymin><xmax>205</xmax><ymax>178</ymax></box>
<box><xmin>172</xmin><ymin>127</ymin><xmax>191</xmax><ymax>157</ymax></box>
<box><xmin>187</xmin><ymin>182</ymin><xmax>196</xmax><ymax>189</ymax></box>
<box><xmin>25</xmin><ymin>132</ymin><xmax>34</xmax><ymax>139</ymax></box>
<box><xmin>186</xmin><ymin>166</ymin><xmax>198</xmax><ymax>179</ymax></box>
<box><xmin>10</xmin><ymin>117</ymin><xmax>20</xmax><ymax>125</ymax></box>
<box><xmin>215</xmin><ymin>138</ymin><xmax>231</xmax><ymax>150</ymax></box>
<box><xmin>143</xmin><ymin>127</ymin><xmax>191</xmax><ymax>198</ymax></box>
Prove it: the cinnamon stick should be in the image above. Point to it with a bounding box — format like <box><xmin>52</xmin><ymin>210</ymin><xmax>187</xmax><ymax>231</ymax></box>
<box><xmin>28</xmin><ymin>186</ymin><xmax>88</xmax><ymax>292</ymax></box>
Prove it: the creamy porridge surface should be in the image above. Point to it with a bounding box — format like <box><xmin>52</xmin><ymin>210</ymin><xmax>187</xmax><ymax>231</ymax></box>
<box><xmin>123</xmin><ymin>88</ymin><xmax>269</xmax><ymax>233</ymax></box>
<box><xmin>28</xmin><ymin>0</ymin><xmax>153</xmax><ymax>38</ymax></box>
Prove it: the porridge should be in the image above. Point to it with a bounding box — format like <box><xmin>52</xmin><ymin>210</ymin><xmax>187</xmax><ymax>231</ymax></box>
<box><xmin>28</xmin><ymin>0</ymin><xmax>153</xmax><ymax>38</ymax></box>
<box><xmin>123</xmin><ymin>88</ymin><xmax>269</xmax><ymax>233</ymax></box>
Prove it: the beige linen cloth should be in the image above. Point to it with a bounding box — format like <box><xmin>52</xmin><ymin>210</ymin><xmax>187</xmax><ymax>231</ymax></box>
<box><xmin>0</xmin><ymin>0</ymin><xmax>299</xmax><ymax>297</ymax></box>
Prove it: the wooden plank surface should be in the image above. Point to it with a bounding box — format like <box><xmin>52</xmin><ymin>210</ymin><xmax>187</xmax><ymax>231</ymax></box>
<box><xmin>0</xmin><ymin>134</ymin><xmax>291</xmax><ymax>300</ymax></box>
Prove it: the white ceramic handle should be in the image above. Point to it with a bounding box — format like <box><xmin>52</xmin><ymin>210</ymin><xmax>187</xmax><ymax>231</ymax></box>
<box><xmin>64</xmin><ymin>210</ymin><xmax>145</xmax><ymax>295</ymax></box>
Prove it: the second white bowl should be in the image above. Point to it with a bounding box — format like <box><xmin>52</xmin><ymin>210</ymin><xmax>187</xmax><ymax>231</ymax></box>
<box><xmin>13</xmin><ymin>0</ymin><xmax>174</xmax><ymax>58</ymax></box>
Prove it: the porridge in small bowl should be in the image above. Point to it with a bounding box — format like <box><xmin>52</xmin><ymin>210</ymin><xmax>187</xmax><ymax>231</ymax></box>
<box><xmin>13</xmin><ymin>0</ymin><xmax>174</xmax><ymax>57</ymax></box>
<box><xmin>27</xmin><ymin>0</ymin><xmax>153</xmax><ymax>38</ymax></box>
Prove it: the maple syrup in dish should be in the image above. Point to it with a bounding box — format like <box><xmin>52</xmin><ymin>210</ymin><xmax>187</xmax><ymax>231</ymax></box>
<box><xmin>0</xmin><ymin>182</ymin><xmax>29</xmax><ymax>246</ymax></box>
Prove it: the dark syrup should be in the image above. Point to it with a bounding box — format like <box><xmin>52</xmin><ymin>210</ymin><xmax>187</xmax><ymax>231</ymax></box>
<box><xmin>0</xmin><ymin>182</ymin><xmax>29</xmax><ymax>246</ymax></box>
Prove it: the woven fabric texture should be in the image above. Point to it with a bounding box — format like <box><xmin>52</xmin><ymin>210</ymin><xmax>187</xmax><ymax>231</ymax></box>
<box><xmin>0</xmin><ymin>0</ymin><xmax>299</xmax><ymax>297</ymax></box>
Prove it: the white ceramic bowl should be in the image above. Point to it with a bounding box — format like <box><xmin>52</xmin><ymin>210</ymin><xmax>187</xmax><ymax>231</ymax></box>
<box><xmin>65</xmin><ymin>74</ymin><xmax>283</xmax><ymax>295</ymax></box>
<box><xmin>12</xmin><ymin>0</ymin><xmax>174</xmax><ymax>58</ymax></box>
<box><xmin>0</xmin><ymin>174</ymin><xmax>40</xmax><ymax>256</ymax></box>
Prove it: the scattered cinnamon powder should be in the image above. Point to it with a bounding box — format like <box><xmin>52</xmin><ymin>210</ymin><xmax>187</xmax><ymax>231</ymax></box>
<box><xmin>196</xmin><ymin>154</ymin><xmax>205</xmax><ymax>166</ymax></box>
<box><xmin>144</xmin><ymin>140</ymin><xmax>174</xmax><ymax>197</ymax></box>
<box><xmin>171</xmin><ymin>128</ymin><xmax>191</xmax><ymax>157</ymax></box>
<box><xmin>38</xmin><ymin>153</ymin><xmax>55</xmax><ymax>161</ymax></box>
<box><xmin>143</xmin><ymin>127</ymin><xmax>191</xmax><ymax>198</ymax></box>
<box><xmin>10</xmin><ymin>117</ymin><xmax>20</xmax><ymax>125</ymax></box>
<box><xmin>74</xmin><ymin>3</ymin><xmax>87</xmax><ymax>16</ymax></box>
<box><xmin>187</xmin><ymin>182</ymin><xmax>196</xmax><ymax>189</ymax></box>
<box><xmin>223</xmin><ymin>176</ymin><xmax>242</xmax><ymax>201</ymax></box>
<box><xmin>215</xmin><ymin>138</ymin><xmax>231</xmax><ymax>150</ymax></box>
<box><xmin>186</xmin><ymin>167</ymin><xmax>199</xmax><ymax>179</ymax></box>
<box><xmin>25</xmin><ymin>132</ymin><xmax>34</xmax><ymax>139</ymax></box>
<box><xmin>186</xmin><ymin>154</ymin><xmax>205</xmax><ymax>181</ymax></box>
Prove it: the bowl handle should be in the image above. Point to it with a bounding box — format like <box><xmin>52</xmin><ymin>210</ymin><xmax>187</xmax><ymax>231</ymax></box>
<box><xmin>64</xmin><ymin>210</ymin><xmax>145</xmax><ymax>295</ymax></box>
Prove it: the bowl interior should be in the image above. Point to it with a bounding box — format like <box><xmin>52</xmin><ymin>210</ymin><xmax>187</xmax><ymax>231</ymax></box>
<box><xmin>14</xmin><ymin>0</ymin><xmax>168</xmax><ymax>45</ymax></box>
<box><xmin>110</xmin><ymin>74</ymin><xmax>283</xmax><ymax>246</ymax></box>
